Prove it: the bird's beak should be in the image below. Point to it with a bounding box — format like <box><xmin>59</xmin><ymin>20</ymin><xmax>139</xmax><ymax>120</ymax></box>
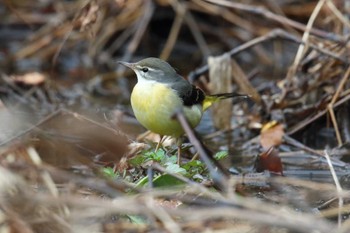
<box><xmin>118</xmin><ymin>61</ymin><xmax>135</xmax><ymax>69</ymax></box>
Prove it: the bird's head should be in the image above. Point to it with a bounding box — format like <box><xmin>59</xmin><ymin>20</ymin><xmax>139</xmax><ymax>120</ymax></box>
<box><xmin>119</xmin><ymin>57</ymin><xmax>178</xmax><ymax>83</ymax></box>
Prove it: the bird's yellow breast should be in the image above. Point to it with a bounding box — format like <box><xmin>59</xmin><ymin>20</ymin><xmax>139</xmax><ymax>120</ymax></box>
<box><xmin>131</xmin><ymin>81</ymin><xmax>202</xmax><ymax>137</ymax></box>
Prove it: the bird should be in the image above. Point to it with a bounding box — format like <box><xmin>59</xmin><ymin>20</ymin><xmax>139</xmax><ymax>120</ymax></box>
<box><xmin>119</xmin><ymin>57</ymin><xmax>246</xmax><ymax>163</ymax></box>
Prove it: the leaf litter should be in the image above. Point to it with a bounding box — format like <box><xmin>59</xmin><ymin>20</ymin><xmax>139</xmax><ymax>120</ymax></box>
<box><xmin>0</xmin><ymin>0</ymin><xmax>350</xmax><ymax>232</ymax></box>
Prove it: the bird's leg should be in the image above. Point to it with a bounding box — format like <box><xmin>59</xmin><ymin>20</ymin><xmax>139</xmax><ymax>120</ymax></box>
<box><xmin>176</xmin><ymin>138</ymin><xmax>183</xmax><ymax>164</ymax></box>
<box><xmin>155</xmin><ymin>135</ymin><xmax>164</xmax><ymax>152</ymax></box>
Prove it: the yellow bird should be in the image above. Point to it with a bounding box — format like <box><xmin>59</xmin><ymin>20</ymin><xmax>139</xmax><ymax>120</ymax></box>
<box><xmin>119</xmin><ymin>57</ymin><xmax>245</xmax><ymax>162</ymax></box>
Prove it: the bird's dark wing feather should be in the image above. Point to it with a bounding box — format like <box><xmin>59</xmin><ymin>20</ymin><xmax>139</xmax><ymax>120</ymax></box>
<box><xmin>182</xmin><ymin>85</ymin><xmax>205</xmax><ymax>106</ymax></box>
<box><xmin>169</xmin><ymin>77</ymin><xmax>205</xmax><ymax>106</ymax></box>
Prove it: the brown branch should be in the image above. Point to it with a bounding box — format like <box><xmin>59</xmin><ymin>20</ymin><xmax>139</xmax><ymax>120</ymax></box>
<box><xmin>172</xmin><ymin>109</ymin><xmax>229</xmax><ymax>192</ymax></box>
<box><xmin>188</xmin><ymin>29</ymin><xmax>347</xmax><ymax>82</ymax></box>
<box><xmin>203</xmin><ymin>0</ymin><xmax>344</xmax><ymax>42</ymax></box>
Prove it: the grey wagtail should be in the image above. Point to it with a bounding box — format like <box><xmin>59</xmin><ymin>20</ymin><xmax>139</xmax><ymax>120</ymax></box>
<box><xmin>119</xmin><ymin>57</ymin><xmax>246</xmax><ymax>162</ymax></box>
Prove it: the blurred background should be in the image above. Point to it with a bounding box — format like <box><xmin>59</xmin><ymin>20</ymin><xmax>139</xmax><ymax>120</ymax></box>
<box><xmin>0</xmin><ymin>1</ymin><xmax>350</xmax><ymax>232</ymax></box>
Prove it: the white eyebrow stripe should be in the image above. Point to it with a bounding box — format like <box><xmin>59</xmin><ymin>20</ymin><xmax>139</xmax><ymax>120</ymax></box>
<box><xmin>136</xmin><ymin>66</ymin><xmax>164</xmax><ymax>75</ymax></box>
<box><xmin>136</xmin><ymin>65</ymin><xmax>156</xmax><ymax>71</ymax></box>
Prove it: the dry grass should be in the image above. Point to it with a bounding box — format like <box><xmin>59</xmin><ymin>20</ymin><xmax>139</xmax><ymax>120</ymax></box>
<box><xmin>1</xmin><ymin>0</ymin><xmax>350</xmax><ymax>232</ymax></box>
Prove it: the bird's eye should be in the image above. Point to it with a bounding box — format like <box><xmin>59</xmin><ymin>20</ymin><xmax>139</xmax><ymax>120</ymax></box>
<box><xmin>142</xmin><ymin>67</ymin><xmax>149</xmax><ymax>73</ymax></box>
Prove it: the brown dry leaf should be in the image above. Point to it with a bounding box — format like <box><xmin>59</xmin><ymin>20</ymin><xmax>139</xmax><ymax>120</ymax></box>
<box><xmin>2</xmin><ymin>110</ymin><xmax>129</xmax><ymax>168</ymax></box>
<box><xmin>116</xmin><ymin>142</ymin><xmax>148</xmax><ymax>172</ymax></box>
<box><xmin>73</xmin><ymin>0</ymin><xmax>99</xmax><ymax>35</ymax></box>
<box><xmin>208</xmin><ymin>54</ymin><xmax>232</xmax><ymax>130</ymax></box>
<box><xmin>36</xmin><ymin>111</ymin><xmax>129</xmax><ymax>167</ymax></box>
<box><xmin>255</xmin><ymin>147</ymin><xmax>283</xmax><ymax>175</ymax></box>
<box><xmin>114</xmin><ymin>0</ymin><xmax>127</xmax><ymax>7</ymax></box>
<box><xmin>260</xmin><ymin>121</ymin><xmax>284</xmax><ymax>149</ymax></box>
<box><xmin>154</xmin><ymin>198</ymin><xmax>182</xmax><ymax>209</ymax></box>
<box><xmin>11</xmin><ymin>72</ymin><xmax>46</xmax><ymax>85</ymax></box>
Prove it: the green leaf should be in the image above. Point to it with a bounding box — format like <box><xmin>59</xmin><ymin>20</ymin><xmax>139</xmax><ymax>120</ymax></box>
<box><xmin>127</xmin><ymin>215</ymin><xmax>148</xmax><ymax>224</ymax></box>
<box><xmin>214</xmin><ymin>151</ymin><xmax>228</xmax><ymax>160</ymax></box>
<box><xmin>135</xmin><ymin>174</ymin><xmax>185</xmax><ymax>188</ymax></box>
<box><xmin>164</xmin><ymin>155</ymin><xmax>177</xmax><ymax>164</ymax></box>
<box><xmin>129</xmin><ymin>154</ymin><xmax>145</xmax><ymax>167</ymax></box>
<box><xmin>101</xmin><ymin>167</ymin><xmax>118</xmax><ymax>178</ymax></box>
<box><xmin>182</xmin><ymin>160</ymin><xmax>205</xmax><ymax>172</ymax></box>
<box><xmin>144</xmin><ymin>149</ymin><xmax>166</xmax><ymax>162</ymax></box>
<box><xmin>182</xmin><ymin>160</ymin><xmax>206</xmax><ymax>178</ymax></box>
<box><xmin>165</xmin><ymin>163</ymin><xmax>187</xmax><ymax>175</ymax></box>
<box><xmin>153</xmin><ymin>174</ymin><xmax>186</xmax><ymax>187</ymax></box>
<box><xmin>153</xmin><ymin>150</ymin><xmax>166</xmax><ymax>161</ymax></box>
<box><xmin>183</xmin><ymin>160</ymin><xmax>204</xmax><ymax>169</ymax></box>
<box><xmin>135</xmin><ymin>176</ymin><xmax>149</xmax><ymax>188</ymax></box>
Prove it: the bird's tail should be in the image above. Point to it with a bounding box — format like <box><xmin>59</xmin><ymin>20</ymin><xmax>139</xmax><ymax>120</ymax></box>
<box><xmin>203</xmin><ymin>93</ymin><xmax>249</xmax><ymax>111</ymax></box>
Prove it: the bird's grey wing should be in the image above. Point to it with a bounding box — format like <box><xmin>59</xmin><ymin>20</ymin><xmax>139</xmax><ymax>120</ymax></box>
<box><xmin>169</xmin><ymin>78</ymin><xmax>205</xmax><ymax>106</ymax></box>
